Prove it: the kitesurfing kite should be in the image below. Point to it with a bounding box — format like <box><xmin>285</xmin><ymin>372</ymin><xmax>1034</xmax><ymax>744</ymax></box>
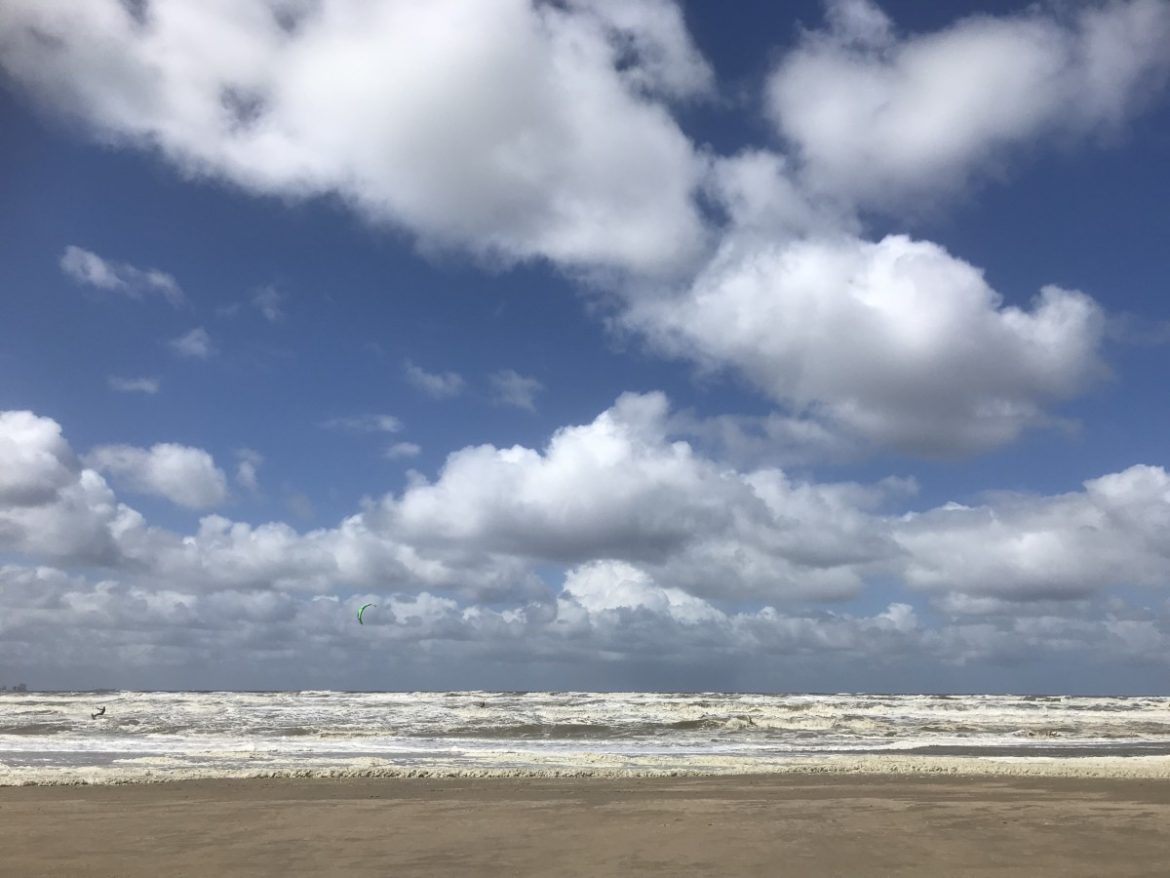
<box><xmin>357</xmin><ymin>603</ymin><xmax>375</xmax><ymax>624</ymax></box>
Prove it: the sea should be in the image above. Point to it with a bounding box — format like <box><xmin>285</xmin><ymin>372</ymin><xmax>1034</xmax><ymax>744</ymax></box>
<box><xmin>3</xmin><ymin>690</ymin><xmax>1170</xmax><ymax>786</ymax></box>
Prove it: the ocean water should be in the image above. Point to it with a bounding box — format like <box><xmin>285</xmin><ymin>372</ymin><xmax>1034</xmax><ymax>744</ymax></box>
<box><xmin>3</xmin><ymin>690</ymin><xmax>1170</xmax><ymax>785</ymax></box>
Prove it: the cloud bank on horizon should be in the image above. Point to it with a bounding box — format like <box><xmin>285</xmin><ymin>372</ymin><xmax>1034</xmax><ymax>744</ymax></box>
<box><xmin>1</xmin><ymin>0</ymin><xmax>1169</xmax><ymax>690</ymax></box>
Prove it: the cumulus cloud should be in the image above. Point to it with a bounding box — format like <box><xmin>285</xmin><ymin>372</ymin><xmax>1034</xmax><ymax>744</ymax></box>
<box><xmin>169</xmin><ymin>327</ymin><xmax>214</xmax><ymax>359</ymax></box>
<box><xmin>1</xmin><ymin>0</ymin><xmax>710</xmax><ymax>275</ymax></box>
<box><xmin>8</xmin><ymin>556</ymin><xmax>1167</xmax><ymax>689</ymax></box>
<box><xmin>2</xmin><ymin>4</ymin><xmax>1169</xmax><ymax>686</ymax></box>
<box><xmin>0</xmin><ymin>411</ymin><xmax>78</xmax><ymax>506</ymax></box>
<box><xmin>0</xmin><ymin>399</ymin><xmax>891</xmax><ymax>603</ymax></box>
<box><xmin>389</xmin><ymin>392</ymin><xmax>740</xmax><ymax>563</ymax></box>
<box><xmin>404</xmin><ymin>361</ymin><xmax>464</xmax><ymax>399</ymax></box>
<box><xmin>4</xmin><ymin>404</ymin><xmax>1170</xmax><ymax>686</ymax></box>
<box><xmin>14</xmin><ymin>398</ymin><xmax>1170</xmax><ymax>611</ymax></box>
<box><xmin>563</xmin><ymin>560</ymin><xmax>721</xmax><ymax>624</ymax></box>
<box><xmin>766</xmin><ymin>0</ymin><xmax>1170</xmax><ymax>206</ymax></box>
<box><xmin>589</xmin><ymin>146</ymin><xmax>1108</xmax><ymax>458</ymax></box>
<box><xmin>668</xmin><ymin>408</ymin><xmax>862</xmax><ymax>469</ymax></box>
<box><xmin>59</xmin><ymin>245</ymin><xmax>185</xmax><ymax>306</ymax></box>
<box><xmin>894</xmin><ymin>465</ymin><xmax>1170</xmax><ymax>600</ymax></box>
<box><xmin>85</xmin><ymin>443</ymin><xmax>228</xmax><ymax>509</ymax></box>
<box><xmin>383</xmin><ymin>391</ymin><xmax>898</xmax><ymax>601</ymax></box>
<box><xmin>0</xmin><ymin>413</ymin><xmax>145</xmax><ymax>564</ymax></box>
<box><xmin>564</xmin><ymin>0</ymin><xmax>714</xmax><ymax>100</ymax></box>
<box><xmin>8</xmin><ymin>4</ymin><xmax>1144</xmax><ymax>460</ymax></box>
<box><xmin>624</xmin><ymin>225</ymin><xmax>1106</xmax><ymax>456</ymax></box>
<box><xmin>0</xmin><ymin>562</ymin><xmax>910</xmax><ymax>685</ymax></box>
<box><xmin>489</xmin><ymin>369</ymin><xmax>543</xmax><ymax>411</ymax></box>
<box><xmin>108</xmin><ymin>376</ymin><xmax>160</xmax><ymax>395</ymax></box>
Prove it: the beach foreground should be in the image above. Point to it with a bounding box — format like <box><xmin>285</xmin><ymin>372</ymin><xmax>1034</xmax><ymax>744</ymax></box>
<box><xmin>3</xmin><ymin>775</ymin><xmax>1169</xmax><ymax>877</ymax></box>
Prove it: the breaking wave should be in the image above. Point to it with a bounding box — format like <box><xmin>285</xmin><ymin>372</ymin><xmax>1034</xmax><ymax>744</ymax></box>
<box><xmin>3</xmin><ymin>690</ymin><xmax>1170</xmax><ymax>786</ymax></box>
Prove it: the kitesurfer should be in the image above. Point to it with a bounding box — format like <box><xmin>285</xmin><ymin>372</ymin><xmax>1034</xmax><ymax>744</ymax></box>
<box><xmin>91</xmin><ymin>706</ymin><xmax>106</xmax><ymax>720</ymax></box>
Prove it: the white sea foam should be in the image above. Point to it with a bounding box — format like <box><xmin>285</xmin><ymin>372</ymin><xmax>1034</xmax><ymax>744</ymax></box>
<box><xmin>2</xmin><ymin>690</ymin><xmax>1169</xmax><ymax>786</ymax></box>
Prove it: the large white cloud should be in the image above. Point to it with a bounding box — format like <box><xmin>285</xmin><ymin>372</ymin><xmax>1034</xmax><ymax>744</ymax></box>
<box><xmin>0</xmin><ymin>411</ymin><xmax>78</xmax><ymax>506</ymax></box>
<box><xmin>624</xmin><ymin>183</ymin><xmax>1107</xmax><ymax>456</ymax></box>
<box><xmin>10</xmin><ymin>401</ymin><xmax>1170</xmax><ymax>610</ymax></box>
<box><xmin>4</xmin><ymin>406</ymin><xmax>1170</xmax><ymax>685</ymax></box>
<box><xmin>767</xmin><ymin>0</ymin><xmax>1170</xmax><ymax>206</ymax></box>
<box><xmin>562</xmin><ymin>560</ymin><xmax>724</xmax><ymax>624</ymax></box>
<box><xmin>0</xmin><ymin>0</ymin><xmax>709</xmax><ymax>275</ymax></box>
<box><xmin>391</xmin><ymin>392</ymin><xmax>740</xmax><ymax>562</ymax></box>
<box><xmin>895</xmin><ymin>465</ymin><xmax>1170</xmax><ymax>600</ymax></box>
<box><xmin>0</xmin><ymin>401</ymin><xmax>893</xmax><ymax>603</ymax></box>
<box><xmin>4</xmin><ymin>2</ymin><xmax>1145</xmax><ymax>460</ymax></box>
<box><xmin>5</xmin><ymin>559</ymin><xmax>1166</xmax><ymax>688</ymax></box>
<box><xmin>608</xmin><ymin>149</ymin><xmax>1107</xmax><ymax>457</ymax></box>
<box><xmin>382</xmin><ymin>391</ymin><xmax>906</xmax><ymax>600</ymax></box>
<box><xmin>0</xmin><ymin>413</ymin><xmax>147</xmax><ymax>564</ymax></box>
<box><xmin>84</xmin><ymin>443</ymin><xmax>228</xmax><ymax>509</ymax></box>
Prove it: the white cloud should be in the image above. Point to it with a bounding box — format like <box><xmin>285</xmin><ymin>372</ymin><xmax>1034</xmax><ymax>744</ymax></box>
<box><xmin>0</xmin><ymin>413</ymin><xmax>145</xmax><ymax>564</ymax></box>
<box><xmin>385</xmin><ymin>391</ymin><xmax>896</xmax><ymax>601</ymax></box>
<box><xmin>108</xmin><ymin>376</ymin><xmax>160</xmax><ymax>395</ymax></box>
<box><xmin>0</xmin><ymin>411</ymin><xmax>78</xmax><ymax>506</ymax></box>
<box><xmin>489</xmin><ymin>369</ymin><xmax>543</xmax><ymax>411</ymax></box>
<box><xmin>404</xmin><ymin>361</ymin><xmax>464</xmax><ymax>399</ymax></box>
<box><xmin>668</xmin><ymin>408</ymin><xmax>861</xmax><ymax>469</ymax></box>
<box><xmin>20</xmin><ymin>394</ymin><xmax>1166</xmax><ymax>610</ymax></box>
<box><xmin>385</xmin><ymin>442</ymin><xmax>421</xmax><ymax>460</ymax></box>
<box><xmin>11</xmin><ymin>390</ymin><xmax>1170</xmax><ymax>615</ymax></box>
<box><xmin>85</xmin><ymin>443</ymin><xmax>228</xmax><ymax>509</ymax></box>
<box><xmin>2</xmin><ymin>0</ymin><xmax>710</xmax><ymax>276</ymax></box>
<box><xmin>322</xmin><ymin>414</ymin><xmax>402</xmax><ymax>434</ymax></box>
<box><xmin>624</xmin><ymin>224</ymin><xmax>1106</xmax><ymax>456</ymax></box>
<box><xmin>169</xmin><ymin>327</ymin><xmax>214</xmax><ymax>359</ymax></box>
<box><xmin>235</xmin><ymin>449</ymin><xmax>263</xmax><ymax>493</ymax></box>
<box><xmin>5</xmin><ymin>555</ymin><xmax>1168</xmax><ymax>687</ymax></box>
<box><xmin>390</xmin><ymin>392</ymin><xmax>736</xmax><ymax>562</ymax></box>
<box><xmin>253</xmin><ymin>285</ymin><xmax>284</xmax><ymax>322</ymax></box>
<box><xmin>894</xmin><ymin>465</ymin><xmax>1170</xmax><ymax>600</ymax></box>
<box><xmin>564</xmin><ymin>0</ymin><xmax>714</xmax><ymax>100</ymax></box>
<box><xmin>60</xmin><ymin>245</ymin><xmax>185</xmax><ymax>306</ymax></box>
<box><xmin>3</xmin><ymin>3</ymin><xmax>1170</xmax><ymax>686</ymax></box>
<box><xmin>6</xmin><ymin>404</ymin><xmax>1170</xmax><ymax>688</ymax></box>
<box><xmin>1</xmin><ymin>400</ymin><xmax>890</xmax><ymax>603</ymax></box>
<box><xmin>766</xmin><ymin>0</ymin><xmax>1170</xmax><ymax>206</ymax></box>
<box><xmin>10</xmin><ymin>3</ymin><xmax>1142</xmax><ymax>462</ymax></box>
<box><xmin>563</xmin><ymin>560</ymin><xmax>721</xmax><ymax>624</ymax></box>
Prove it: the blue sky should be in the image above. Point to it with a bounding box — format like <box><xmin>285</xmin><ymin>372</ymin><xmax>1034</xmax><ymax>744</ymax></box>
<box><xmin>1</xmin><ymin>0</ymin><xmax>1169</xmax><ymax>692</ymax></box>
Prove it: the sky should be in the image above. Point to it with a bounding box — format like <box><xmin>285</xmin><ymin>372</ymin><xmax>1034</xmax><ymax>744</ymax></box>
<box><xmin>1</xmin><ymin>0</ymin><xmax>1170</xmax><ymax>693</ymax></box>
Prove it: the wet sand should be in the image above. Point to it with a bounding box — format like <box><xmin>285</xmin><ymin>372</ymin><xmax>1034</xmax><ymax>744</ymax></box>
<box><xmin>2</xmin><ymin>774</ymin><xmax>1169</xmax><ymax>876</ymax></box>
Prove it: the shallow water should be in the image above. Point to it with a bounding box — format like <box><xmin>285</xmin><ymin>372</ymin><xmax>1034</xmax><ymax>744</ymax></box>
<box><xmin>3</xmin><ymin>690</ymin><xmax>1169</xmax><ymax>784</ymax></box>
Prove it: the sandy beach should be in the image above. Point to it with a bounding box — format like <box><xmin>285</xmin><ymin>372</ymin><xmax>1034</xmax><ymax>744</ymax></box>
<box><xmin>2</xmin><ymin>774</ymin><xmax>1169</xmax><ymax>877</ymax></box>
